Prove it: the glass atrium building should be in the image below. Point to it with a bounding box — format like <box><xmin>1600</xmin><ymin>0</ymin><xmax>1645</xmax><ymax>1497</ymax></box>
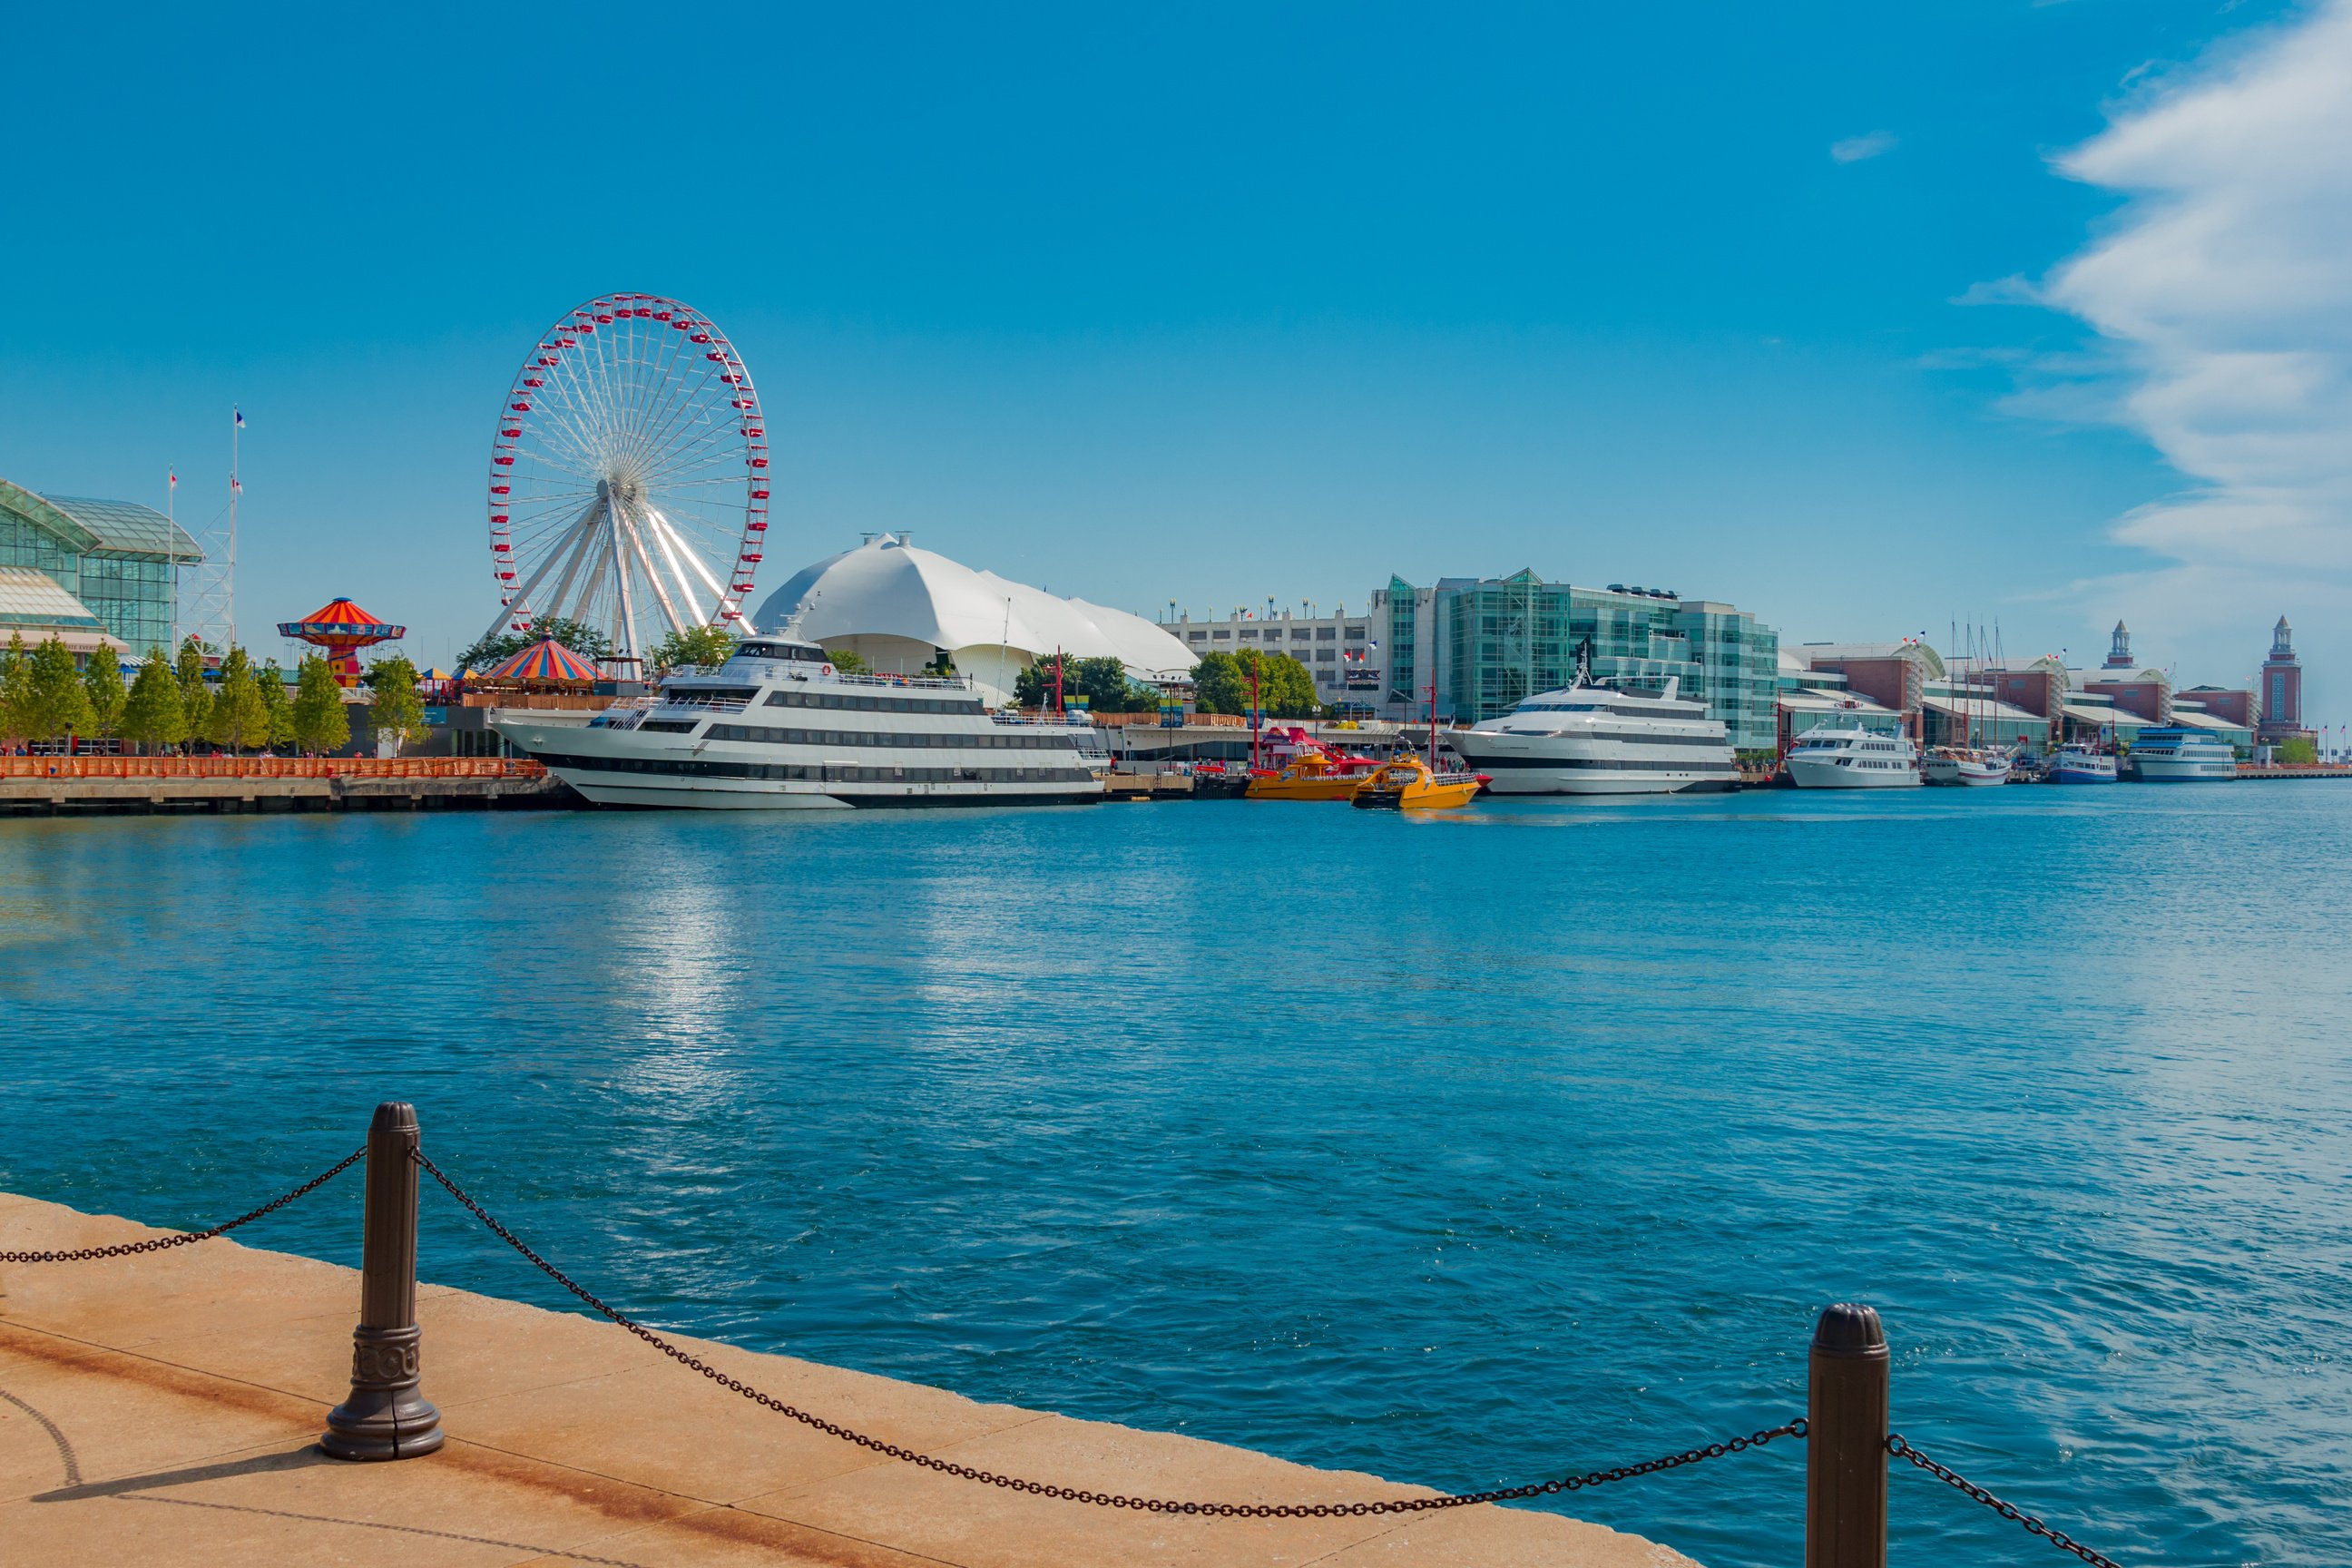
<box><xmin>1372</xmin><ymin>571</ymin><xmax>1780</xmax><ymax>748</ymax></box>
<box><xmin>0</xmin><ymin>478</ymin><xmax>201</xmax><ymax>657</ymax></box>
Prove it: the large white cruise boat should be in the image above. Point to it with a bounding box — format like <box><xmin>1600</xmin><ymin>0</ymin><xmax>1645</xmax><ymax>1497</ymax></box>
<box><xmin>1449</xmin><ymin>677</ymin><xmax>1738</xmax><ymax>794</ymax></box>
<box><xmin>1785</xmin><ymin>723</ymin><xmax>1922</xmax><ymax>789</ymax></box>
<box><xmin>2129</xmin><ymin>727</ymin><xmax>2238</xmax><ymax>782</ymax></box>
<box><xmin>492</xmin><ymin>637</ymin><xmax>1103</xmax><ymax>809</ymax></box>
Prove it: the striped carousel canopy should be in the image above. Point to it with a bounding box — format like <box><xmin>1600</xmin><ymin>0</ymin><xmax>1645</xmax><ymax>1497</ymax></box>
<box><xmin>481</xmin><ymin>636</ymin><xmax>601</xmax><ymax>683</ymax></box>
<box><xmin>276</xmin><ymin>596</ymin><xmax>405</xmax><ymax>642</ymax></box>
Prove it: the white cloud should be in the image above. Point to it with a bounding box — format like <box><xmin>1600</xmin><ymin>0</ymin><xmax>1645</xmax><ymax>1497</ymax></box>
<box><xmin>1829</xmin><ymin>131</ymin><xmax>1898</xmax><ymax>163</ymax></box>
<box><xmin>1951</xmin><ymin>274</ymin><xmax>2040</xmax><ymax>307</ymax></box>
<box><xmin>2030</xmin><ymin>0</ymin><xmax>2352</xmax><ymax>692</ymax></box>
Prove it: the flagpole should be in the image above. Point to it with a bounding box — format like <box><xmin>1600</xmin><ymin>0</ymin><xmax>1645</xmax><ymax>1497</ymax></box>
<box><xmin>229</xmin><ymin>407</ymin><xmax>240</xmax><ymax>654</ymax></box>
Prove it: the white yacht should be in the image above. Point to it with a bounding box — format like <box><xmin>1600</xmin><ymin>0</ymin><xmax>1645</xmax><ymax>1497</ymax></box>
<box><xmin>1786</xmin><ymin>723</ymin><xmax>1922</xmax><ymax>789</ymax></box>
<box><xmin>1449</xmin><ymin>677</ymin><xmax>1737</xmax><ymax>794</ymax></box>
<box><xmin>2129</xmin><ymin>727</ymin><xmax>2238</xmax><ymax>782</ymax></box>
<box><xmin>1923</xmin><ymin>745</ymin><xmax>2012</xmax><ymax>787</ymax></box>
<box><xmin>2045</xmin><ymin>742</ymin><xmax>2118</xmax><ymax>785</ymax></box>
<box><xmin>492</xmin><ymin>637</ymin><xmax>1103</xmax><ymax>808</ymax></box>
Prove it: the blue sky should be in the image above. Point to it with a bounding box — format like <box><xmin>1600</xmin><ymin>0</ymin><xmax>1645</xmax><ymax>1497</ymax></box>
<box><xmin>5</xmin><ymin>1</ymin><xmax>2344</xmax><ymax>719</ymax></box>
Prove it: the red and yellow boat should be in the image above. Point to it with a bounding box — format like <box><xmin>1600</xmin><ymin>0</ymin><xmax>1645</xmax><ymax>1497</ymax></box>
<box><xmin>1245</xmin><ymin>748</ymin><xmax>1382</xmax><ymax>801</ymax></box>
<box><xmin>1348</xmin><ymin>757</ymin><xmax>1485</xmax><ymax>810</ymax></box>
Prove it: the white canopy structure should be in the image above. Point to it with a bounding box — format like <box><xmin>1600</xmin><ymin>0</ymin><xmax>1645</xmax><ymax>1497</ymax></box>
<box><xmin>752</xmin><ymin>534</ymin><xmax>1194</xmax><ymax>706</ymax></box>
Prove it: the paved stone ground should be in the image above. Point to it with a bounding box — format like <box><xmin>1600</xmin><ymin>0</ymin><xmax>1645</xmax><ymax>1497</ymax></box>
<box><xmin>0</xmin><ymin>1190</ymin><xmax>1698</xmax><ymax>1567</ymax></box>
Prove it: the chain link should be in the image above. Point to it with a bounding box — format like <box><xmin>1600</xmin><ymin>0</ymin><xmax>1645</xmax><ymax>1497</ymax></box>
<box><xmin>414</xmin><ymin>1146</ymin><xmax>1803</xmax><ymax>1515</ymax></box>
<box><xmin>1887</xmin><ymin>1434</ymin><xmax>2123</xmax><ymax>1568</ymax></box>
<box><xmin>0</xmin><ymin>1148</ymin><xmax>366</xmax><ymax>1265</ymax></box>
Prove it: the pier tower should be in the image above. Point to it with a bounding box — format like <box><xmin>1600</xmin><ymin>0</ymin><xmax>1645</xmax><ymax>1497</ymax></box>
<box><xmin>2257</xmin><ymin>616</ymin><xmax>2309</xmax><ymax>745</ymax></box>
<box><xmin>2102</xmin><ymin>620</ymin><xmax>2136</xmax><ymax>670</ymax></box>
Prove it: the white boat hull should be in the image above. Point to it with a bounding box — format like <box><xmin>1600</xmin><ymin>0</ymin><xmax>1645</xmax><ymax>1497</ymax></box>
<box><xmin>1452</xmin><ymin>700</ymin><xmax>1738</xmax><ymax>796</ymax></box>
<box><xmin>2134</xmin><ymin>758</ymin><xmax>2238</xmax><ymax>782</ymax></box>
<box><xmin>1484</xmin><ymin>774</ymin><xmax>1735</xmax><ymax>795</ymax></box>
<box><xmin>1788</xmin><ymin>756</ymin><xmax>1921</xmax><ymax>789</ymax></box>
<box><xmin>1925</xmin><ymin>757</ymin><xmax>2011</xmax><ymax>787</ymax></box>
<box><xmin>553</xmin><ymin>771</ymin><xmax>1097</xmax><ymax>808</ymax></box>
<box><xmin>1455</xmin><ymin>760</ymin><xmax>1737</xmax><ymax>796</ymax></box>
<box><xmin>495</xmin><ymin>683</ymin><xmax>1103</xmax><ymax>811</ymax></box>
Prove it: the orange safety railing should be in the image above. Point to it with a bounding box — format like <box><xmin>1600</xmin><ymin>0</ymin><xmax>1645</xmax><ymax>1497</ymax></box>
<box><xmin>0</xmin><ymin>757</ymin><xmax>547</xmax><ymax>781</ymax></box>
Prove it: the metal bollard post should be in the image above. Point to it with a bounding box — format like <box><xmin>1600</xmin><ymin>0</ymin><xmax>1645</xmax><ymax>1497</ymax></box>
<box><xmin>321</xmin><ymin>1102</ymin><xmax>445</xmax><ymax>1460</ymax></box>
<box><xmin>1805</xmin><ymin>1302</ymin><xmax>1887</xmax><ymax>1568</ymax></box>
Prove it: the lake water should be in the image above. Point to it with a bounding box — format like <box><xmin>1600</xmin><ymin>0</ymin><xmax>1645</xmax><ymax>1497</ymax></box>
<box><xmin>4</xmin><ymin>785</ymin><xmax>2347</xmax><ymax>1565</ymax></box>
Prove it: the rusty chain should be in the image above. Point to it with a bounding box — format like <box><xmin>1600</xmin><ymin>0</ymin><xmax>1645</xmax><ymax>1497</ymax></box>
<box><xmin>414</xmin><ymin>1145</ymin><xmax>1804</xmax><ymax>1515</ymax></box>
<box><xmin>0</xmin><ymin>1148</ymin><xmax>366</xmax><ymax>1264</ymax></box>
<box><xmin>1887</xmin><ymin>1434</ymin><xmax>2123</xmax><ymax>1567</ymax></box>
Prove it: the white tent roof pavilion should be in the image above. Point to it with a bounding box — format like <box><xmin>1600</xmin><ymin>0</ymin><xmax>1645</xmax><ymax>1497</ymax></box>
<box><xmin>751</xmin><ymin>534</ymin><xmax>1194</xmax><ymax>705</ymax></box>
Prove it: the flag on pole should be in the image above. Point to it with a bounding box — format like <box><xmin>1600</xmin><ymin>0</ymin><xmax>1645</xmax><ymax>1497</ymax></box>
<box><xmin>233</xmin><ymin>407</ymin><xmax>245</xmax><ymax>429</ymax></box>
<box><xmin>168</xmin><ymin>469</ymin><xmax>177</xmax><ymax>489</ymax></box>
<box><xmin>230</xmin><ymin>476</ymin><xmax>242</xmax><ymax>495</ymax></box>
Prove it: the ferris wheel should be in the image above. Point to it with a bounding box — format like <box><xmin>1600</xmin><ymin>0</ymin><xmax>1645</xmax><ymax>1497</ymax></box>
<box><xmin>480</xmin><ymin>292</ymin><xmax>769</xmax><ymax>665</ymax></box>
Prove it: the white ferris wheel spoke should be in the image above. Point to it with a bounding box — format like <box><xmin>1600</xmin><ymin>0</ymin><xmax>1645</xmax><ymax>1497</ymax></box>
<box><xmin>644</xmin><ymin>505</ymin><xmax>711</xmax><ymax>627</ymax></box>
<box><xmin>536</xmin><ymin>499</ymin><xmax>612</xmax><ymax>630</ymax></box>
<box><xmin>479</xmin><ymin>493</ymin><xmax>603</xmax><ymax>643</ymax></box>
<box><xmin>648</xmin><ymin>505</ymin><xmax>738</xmax><ymax>615</ymax></box>
<box><xmin>618</xmin><ymin>503</ymin><xmax>689</xmax><ymax>637</ymax></box>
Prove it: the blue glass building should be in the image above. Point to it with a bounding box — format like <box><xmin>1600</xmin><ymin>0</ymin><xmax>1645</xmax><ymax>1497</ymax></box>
<box><xmin>0</xmin><ymin>477</ymin><xmax>202</xmax><ymax>658</ymax></box>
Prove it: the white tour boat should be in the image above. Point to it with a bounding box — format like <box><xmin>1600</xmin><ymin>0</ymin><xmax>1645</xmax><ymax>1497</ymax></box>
<box><xmin>492</xmin><ymin>636</ymin><xmax>1103</xmax><ymax>808</ymax></box>
<box><xmin>2044</xmin><ymin>742</ymin><xmax>2118</xmax><ymax>785</ymax></box>
<box><xmin>2129</xmin><ymin>727</ymin><xmax>2238</xmax><ymax>783</ymax></box>
<box><xmin>1923</xmin><ymin>745</ymin><xmax>2012</xmax><ymax>787</ymax></box>
<box><xmin>1786</xmin><ymin>724</ymin><xmax>1922</xmax><ymax>789</ymax></box>
<box><xmin>1449</xmin><ymin>676</ymin><xmax>1738</xmax><ymax>795</ymax></box>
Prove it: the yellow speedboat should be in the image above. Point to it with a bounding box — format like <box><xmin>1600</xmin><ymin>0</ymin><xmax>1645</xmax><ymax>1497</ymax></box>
<box><xmin>1246</xmin><ymin>750</ymin><xmax>1380</xmax><ymax>801</ymax></box>
<box><xmin>1348</xmin><ymin>757</ymin><xmax>1485</xmax><ymax>810</ymax></box>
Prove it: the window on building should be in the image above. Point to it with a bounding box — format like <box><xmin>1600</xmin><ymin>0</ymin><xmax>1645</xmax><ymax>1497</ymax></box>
<box><xmin>1345</xmin><ymin>626</ymin><xmax>1366</xmax><ymax>641</ymax></box>
<box><xmin>1188</xmin><ymin>631</ymin><xmax>1206</xmax><ymax>642</ymax></box>
<box><xmin>1211</xmin><ymin>631</ymin><xmax>1230</xmax><ymax>640</ymax></box>
<box><xmin>1316</xmin><ymin>649</ymin><xmax>1335</xmax><ymax>662</ymax></box>
<box><xmin>1317</xmin><ymin>627</ymin><xmax>1336</xmax><ymax>640</ymax></box>
<box><xmin>1290</xmin><ymin>629</ymin><xmax>1310</xmax><ymax>642</ymax></box>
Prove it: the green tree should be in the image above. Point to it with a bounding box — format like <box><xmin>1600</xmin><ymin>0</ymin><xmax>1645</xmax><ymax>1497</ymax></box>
<box><xmin>1015</xmin><ymin>654</ymin><xmax>1145</xmax><ymax>712</ymax></box>
<box><xmin>27</xmin><ymin>634</ymin><xmax>96</xmax><ymax>747</ymax></box>
<box><xmin>81</xmin><ymin>645</ymin><xmax>127</xmax><ymax>738</ymax></box>
<box><xmin>1190</xmin><ymin>651</ymin><xmax>1244</xmax><ymax>715</ymax></box>
<box><xmin>1191</xmin><ymin>649</ymin><xmax>1319</xmax><ymax>718</ymax></box>
<box><xmin>456</xmin><ymin>615</ymin><xmax>615</xmax><ymax>672</ymax></box>
<box><xmin>290</xmin><ymin>654</ymin><xmax>351</xmax><ymax>756</ymax></box>
<box><xmin>175</xmin><ymin>638</ymin><xmax>214</xmax><ymax>747</ymax></box>
<box><xmin>363</xmin><ymin>655</ymin><xmax>430</xmax><ymax>756</ymax></box>
<box><xmin>0</xmin><ymin>632</ymin><xmax>30</xmax><ymax>746</ymax></box>
<box><xmin>1015</xmin><ymin>652</ymin><xmax>1073</xmax><ymax>709</ymax></box>
<box><xmin>824</xmin><ymin>646</ymin><xmax>869</xmax><ymax>674</ymax></box>
<box><xmin>21</xmin><ymin>637</ymin><xmax>96</xmax><ymax>745</ymax></box>
<box><xmin>119</xmin><ymin>650</ymin><xmax>189</xmax><ymax>754</ymax></box>
<box><xmin>206</xmin><ymin>647</ymin><xmax>270</xmax><ymax>753</ymax></box>
<box><xmin>1239</xmin><ymin>648</ymin><xmax>1320</xmax><ymax>718</ymax></box>
<box><xmin>2275</xmin><ymin>735</ymin><xmax>2318</xmax><ymax>765</ymax></box>
<box><xmin>257</xmin><ymin>660</ymin><xmax>295</xmax><ymax>750</ymax></box>
<box><xmin>648</xmin><ymin>624</ymin><xmax>737</xmax><ymax>673</ymax></box>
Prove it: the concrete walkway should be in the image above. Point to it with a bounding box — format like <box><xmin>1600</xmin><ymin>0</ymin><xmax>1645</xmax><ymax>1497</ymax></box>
<box><xmin>0</xmin><ymin>1190</ymin><xmax>1698</xmax><ymax>1567</ymax></box>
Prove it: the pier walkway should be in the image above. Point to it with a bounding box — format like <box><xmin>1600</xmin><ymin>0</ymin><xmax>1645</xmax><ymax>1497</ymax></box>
<box><xmin>0</xmin><ymin>758</ymin><xmax>573</xmax><ymax>815</ymax></box>
<box><xmin>0</xmin><ymin>1190</ymin><xmax>1690</xmax><ymax>1567</ymax></box>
